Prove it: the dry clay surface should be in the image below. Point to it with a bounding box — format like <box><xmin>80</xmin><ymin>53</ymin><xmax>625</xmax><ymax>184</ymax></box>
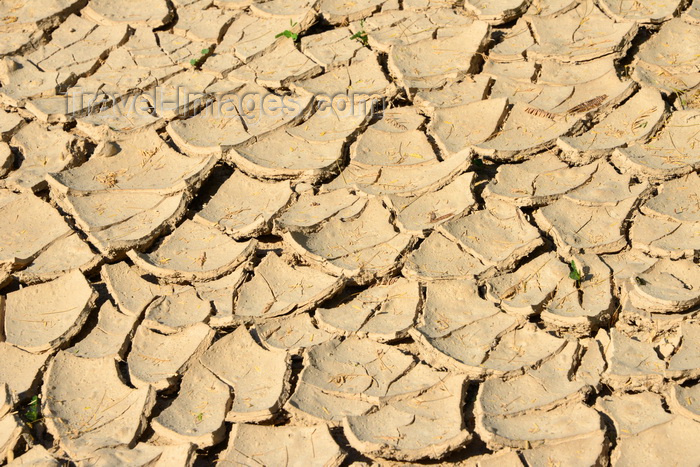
<box><xmin>2</xmin><ymin>0</ymin><xmax>700</xmax><ymax>464</ymax></box>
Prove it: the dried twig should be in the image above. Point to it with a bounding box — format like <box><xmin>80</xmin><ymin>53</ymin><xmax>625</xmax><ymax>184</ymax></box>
<box><xmin>384</xmin><ymin>114</ymin><xmax>408</xmax><ymax>131</ymax></box>
<box><xmin>567</xmin><ymin>95</ymin><xmax>608</xmax><ymax>114</ymax></box>
<box><xmin>525</xmin><ymin>106</ymin><xmax>558</xmax><ymax>120</ymax></box>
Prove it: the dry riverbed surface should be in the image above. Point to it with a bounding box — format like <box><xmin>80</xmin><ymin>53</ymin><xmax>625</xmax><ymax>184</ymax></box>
<box><xmin>1</xmin><ymin>0</ymin><xmax>700</xmax><ymax>465</ymax></box>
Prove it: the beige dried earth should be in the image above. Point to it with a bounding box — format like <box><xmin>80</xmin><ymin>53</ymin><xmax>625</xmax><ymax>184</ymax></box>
<box><xmin>1</xmin><ymin>0</ymin><xmax>700</xmax><ymax>464</ymax></box>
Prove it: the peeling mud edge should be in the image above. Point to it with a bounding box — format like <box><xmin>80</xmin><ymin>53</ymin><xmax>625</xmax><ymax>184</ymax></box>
<box><xmin>190</xmin><ymin>337</ymin><xmax>304</xmax><ymax>465</ymax></box>
<box><xmin>326</xmin><ymin>377</ymin><xmax>488</xmax><ymax>465</ymax></box>
<box><xmin>363</xmin><ymin>381</ymin><xmax>488</xmax><ymax>464</ymax></box>
<box><xmin>0</xmin><ymin>0</ymin><xmax>89</xmax><ymax>58</ymax></box>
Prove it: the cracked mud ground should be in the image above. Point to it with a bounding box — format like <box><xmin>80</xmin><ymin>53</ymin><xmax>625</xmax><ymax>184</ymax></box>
<box><xmin>1</xmin><ymin>0</ymin><xmax>700</xmax><ymax>465</ymax></box>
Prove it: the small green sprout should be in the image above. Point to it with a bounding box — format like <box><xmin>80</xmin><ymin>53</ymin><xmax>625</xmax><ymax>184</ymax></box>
<box><xmin>190</xmin><ymin>48</ymin><xmax>210</xmax><ymax>67</ymax></box>
<box><xmin>24</xmin><ymin>395</ymin><xmax>41</xmax><ymax>425</ymax></box>
<box><xmin>275</xmin><ymin>20</ymin><xmax>299</xmax><ymax>41</ymax></box>
<box><xmin>350</xmin><ymin>20</ymin><xmax>368</xmax><ymax>46</ymax></box>
<box><xmin>569</xmin><ymin>261</ymin><xmax>582</xmax><ymax>284</ymax></box>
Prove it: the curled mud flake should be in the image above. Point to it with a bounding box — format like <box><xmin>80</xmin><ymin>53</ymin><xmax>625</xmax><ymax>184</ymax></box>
<box><xmin>429</xmin><ymin>98</ymin><xmax>508</xmax><ymax>156</ymax></box>
<box><xmin>411</xmin><ymin>280</ymin><xmax>533</xmax><ymax>377</ymax></box>
<box><xmin>256</xmin><ymin>313</ymin><xmax>335</xmax><ymax>354</ymax></box>
<box><xmin>82</xmin><ymin>0</ymin><xmax>174</xmax><ymax>28</ymax></box>
<box><xmin>669</xmin><ymin>382</ymin><xmax>700</xmax><ymax>422</ymax></box>
<box><xmin>684</xmin><ymin>1</ymin><xmax>700</xmax><ymax>23</ymax></box>
<box><xmin>666</xmin><ymin>321</ymin><xmax>700</xmax><ymax>379</ymax></box>
<box><xmin>128</xmin><ymin>219</ymin><xmax>256</xmax><ymax>283</ymax></box>
<box><xmin>318</xmin><ymin>0</ymin><xmax>386</xmax><ymax>25</ymax></box>
<box><xmin>142</xmin><ymin>288</ymin><xmax>212</xmax><ymax>334</ymax></box>
<box><xmin>527</xmin><ymin>2</ymin><xmax>638</xmax><ymax>63</ymax></box>
<box><xmin>127</xmin><ymin>322</ymin><xmax>215</xmax><ymax>391</ymax></box>
<box><xmin>490</xmin><ymin>18</ymin><xmax>534</xmax><ymax>60</ymax></box>
<box><xmin>0</xmin><ymin>0</ymin><xmax>84</xmax><ymax>31</ymax></box>
<box><xmin>533</xmin><ymin>163</ymin><xmax>647</xmax><ymax>255</ymax></box>
<box><xmin>519</xmin><ymin>430</ymin><xmax>608</xmax><ymax>466</ymax></box>
<box><xmin>630</xmin><ymin>173</ymin><xmax>700</xmax><ymax>258</ymax></box>
<box><xmin>0</xmin><ymin>58</ymin><xmax>66</xmax><ymax>107</ymax></box>
<box><xmin>485</xmin><ymin>252</ymin><xmax>569</xmax><ymax>316</ymax></box>
<box><xmin>637</xmin><ymin>19</ymin><xmax>700</xmax><ymax>73</ymax></box>
<box><xmin>193</xmin><ymin>264</ymin><xmax>249</xmax><ymax>328</ymax></box>
<box><xmin>631</xmin><ymin>18</ymin><xmax>700</xmax><ymax>94</ymax></box>
<box><xmin>300</xmin><ymin>27</ymin><xmax>363</xmax><ymax>68</ymax></box>
<box><xmin>228</xmin><ymin>40</ymin><xmax>322</xmax><ymax>89</ymax></box>
<box><xmin>599</xmin><ymin>391</ymin><xmax>700</xmax><ymax>466</ymax></box>
<box><xmin>317</xmin><ymin>277</ymin><xmax>420</xmax><ymax>342</ymax></box>
<box><xmin>357</xmin><ymin>8</ymin><xmax>475</xmax><ymax>53</ymax></box>
<box><xmin>403</xmin><ymin>231</ymin><xmax>489</xmax><ymax>281</ymax></box>
<box><xmin>352</xmin><ymin>107</ymin><xmax>437</xmax><ymax>167</ymax></box>
<box><xmin>79</xmin><ymin>443</ymin><xmax>194</xmax><ymax>466</ymax></box>
<box><xmin>4</xmin><ymin>271</ymin><xmax>96</xmax><ymax>353</ymax></box>
<box><xmin>463</xmin><ymin>0</ymin><xmax>530</xmax><ymax>24</ymax></box>
<box><xmin>14</xmin><ymin>230</ymin><xmax>100</xmax><ymax>285</ymax></box>
<box><xmin>0</xmin><ymin>190</ymin><xmax>75</xmax><ymax>277</ymax></box>
<box><xmin>67</xmin><ymin>301</ymin><xmax>137</xmax><ymax>360</ymax></box>
<box><xmin>343</xmin><ymin>374</ymin><xmax>471</xmax><ymax>461</ymax></box>
<box><xmin>23</xmin><ymin>14</ymin><xmax>129</xmax><ymax>93</ymax></box>
<box><xmin>642</xmin><ymin>173</ymin><xmax>700</xmax><ymax>223</ymax></box>
<box><xmin>194</xmin><ymin>171</ymin><xmax>293</xmax><ymax>239</ymax></box>
<box><xmin>274</xmin><ymin>188</ymin><xmax>367</xmax><ymax>233</ymax></box>
<box><xmin>0</xmin><ymin>110</ymin><xmax>23</xmax><ymax>141</ymax></box>
<box><xmin>293</xmin><ymin>48</ymin><xmax>394</xmax><ymax>101</ymax></box>
<box><xmin>387</xmin><ymin>172</ymin><xmax>477</xmax><ymax>236</ymax></box>
<box><xmin>476</xmin><ymin>340</ymin><xmax>599</xmax><ymax>420</ymax></box>
<box><xmin>613</xmin><ymin>110</ymin><xmax>700</xmax><ymax>180</ymax></box>
<box><xmin>541</xmin><ymin>254</ymin><xmax>614</xmax><ymax>335</ymax></box>
<box><xmin>6</xmin><ymin>445</ymin><xmax>60</xmax><ymax>466</ymax></box>
<box><xmin>232</xmin><ymin>252</ymin><xmax>344</xmax><ymax>324</ymax></box>
<box><xmin>558</xmin><ymin>87</ymin><xmax>665</xmax><ymax>163</ymax></box>
<box><xmin>440</xmin><ymin>200</ymin><xmax>543</xmax><ymax>270</ymax></box>
<box><xmin>101</xmin><ymin>261</ymin><xmax>165</xmax><ymax>317</ymax></box>
<box><xmin>627</xmin><ymin>258</ymin><xmax>700</xmax><ymax>314</ymax></box>
<box><xmin>473</xmin><ymin>102</ymin><xmax>583</xmax><ymax>161</ymax></box>
<box><xmin>0</xmin><ymin>343</ymin><xmax>50</xmax><ymax>404</ymax></box>
<box><xmin>42</xmin><ymin>352</ymin><xmax>156</xmax><ymax>458</ymax></box>
<box><xmin>219</xmin><ymin>423</ymin><xmax>345</xmax><ymax>466</ymax></box>
<box><xmin>77</xmin><ymin>97</ymin><xmax>164</xmax><ymax>142</ymax></box>
<box><xmin>484</xmin><ymin>153</ymin><xmax>597</xmax><ymax>206</ymax></box>
<box><xmin>152</xmin><ymin>362</ymin><xmax>231</xmax><ymax>448</ymax></box>
<box><xmin>598</xmin><ymin>0</ymin><xmax>683</xmax><ymax>23</ymax></box>
<box><xmin>414</xmin><ymin>75</ymin><xmax>492</xmax><ymax>112</ymax></box>
<box><xmin>226</xmin><ymin>118</ymin><xmax>349</xmax><ymax>183</ymax></box>
<box><xmin>200</xmin><ymin>326</ymin><xmax>291</xmax><ymax>423</ymax></box>
<box><xmin>602</xmin><ymin>328</ymin><xmax>666</xmax><ymax>391</ymax></box>
<box><xmin>287</xmin><ymin>336</ymin><xmax>445</xmax><ymax>426</ymax></box>
<box><xmin>327</xmin><ymin>149</ymin><xmax>472</xmax><ymax>197</ymax></box>
<box><xmin>284</xmin><ymin>198</ymin><xmax>413</xmax><ymax>283</ymax></box>
<box><xmin>388</xmin><ymin>22</ymin><xmax>490</xmax><ymax>93</ymax></box>
<box><xmin>8</xmin><ymin>121</ymin><xmax>87</xmax><ymax>192</ymax></box>
<box><xmin>172</xmin><ymin>3</ymin><xmax>235</xmax><ymax>43</ymax></box>
<box><xmin>479</xmin><ymin>323</ymin><xmax>569</xmax><ymax>375</ymax></box>
<box><xmin>478</xmin><ymin>401</ymin><xmax>604</xmax><ymax>450</ymax></box>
